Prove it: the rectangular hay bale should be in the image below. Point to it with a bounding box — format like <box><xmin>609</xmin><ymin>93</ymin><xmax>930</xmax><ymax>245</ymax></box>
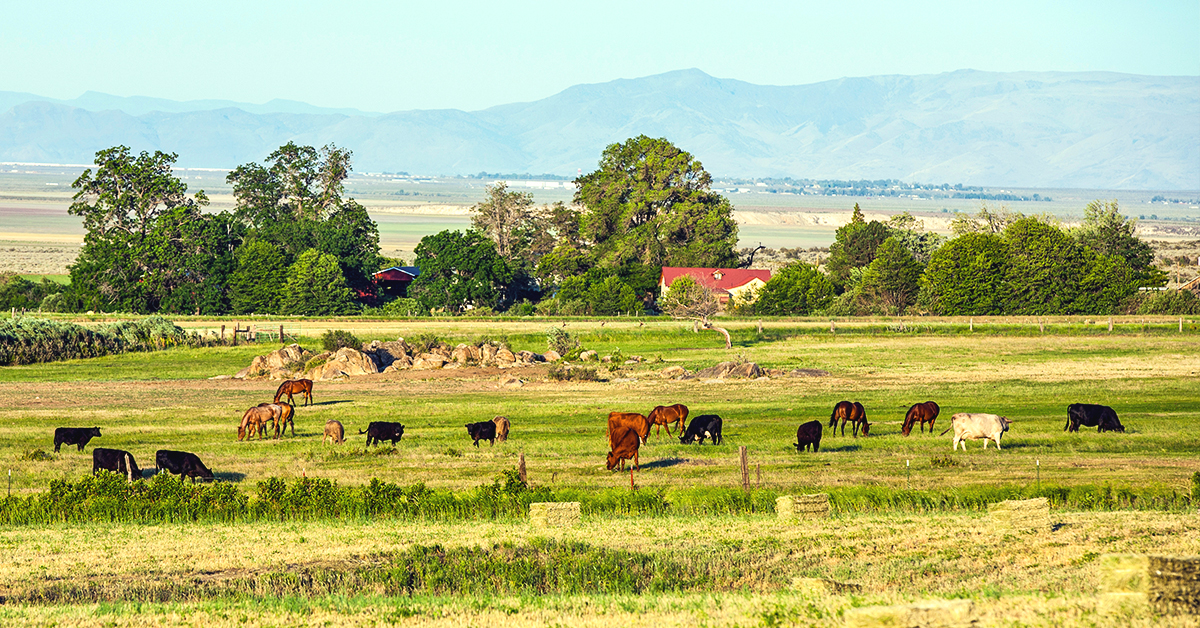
<box><xmin>987</xmin><ymin>497</ymin><xmax>1050</xmax><ymax>532</ymax></box>
<box><xmin>529</xmin><ymin>501</ymin><xmax>581</xmax><ymax>527</ymax></box>
<box><xmin>1099</xmin><ymin>553</ymin><xmax>1199</xmax><ymax>616</ymax></box>
<box><xmin>777</xmin><ymin>494</ymin><xmax>830</xmax><ymax>520</ymax></box>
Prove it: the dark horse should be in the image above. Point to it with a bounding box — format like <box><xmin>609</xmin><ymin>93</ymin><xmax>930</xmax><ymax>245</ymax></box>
<box><xmin>274</xmin><ymin>379</ymin><xmax>313</xmax><ymax>406</ymax></box>
<box><xmin>829</xmin><ymin>401</ymin><xmax>869</xmax><ymax>437</ymax></box>
<box><xmin>901</xmin><ymin>401</ymin><xmax>941</xmax><ymax>436</ymax></box>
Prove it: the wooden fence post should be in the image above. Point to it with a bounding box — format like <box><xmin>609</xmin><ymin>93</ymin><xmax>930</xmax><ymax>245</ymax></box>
<box><xmin>518</xmin><ymin>453</ymin><xmax>527</xmax><ymax>484</ymax></box>
<box><xmin>220</xmin><ymin>324</ymin><xmax>225</xmax><ymax>343</ymax></box>
<box><xmin>1108</xmin><ymin>317</ymin><xmax>1113</xmax><ymax>332</ymax></box>
<box><xmin>740</xmin><ymin>446</ymin><xmax>749</xmax><ymax>491</ymax></box>
<box><xmin>279</xmin><ymin>324</ymin><xmax>284</xmax><ymax>342</ymax></box>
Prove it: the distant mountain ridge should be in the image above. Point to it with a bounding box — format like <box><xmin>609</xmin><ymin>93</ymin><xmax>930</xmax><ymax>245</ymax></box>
<box><xmin>1</xmin><ymin>69</ymin><xmax>1196</xmax><ymax>189</ymax></box>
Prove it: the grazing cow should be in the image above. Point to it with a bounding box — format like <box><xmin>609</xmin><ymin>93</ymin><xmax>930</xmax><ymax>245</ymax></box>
<box><xmin>238</xmin><ymin>406</ymin><xmax>274</xmax><ymax>441</ymax></box>
<box><xmin>155</xmin><ymin>450</ymin><xmax>213</xmax><ymax>482</ymax></box>
<box><xmin>1065</xmin><ymin>404</ymin><xmax>1125</xmax><ymax>433</ymax></box>
<box><xmin>794</xmin><ymin>421</ymin><xmax>822</xmax><ymax>452</ymax></box>
<box><xmin>274</xmin><ymin>379</ymin><xmax>313</xmax><ymax>406</ymax></box>
<box><xmin>606</xmin><ymin>425</ymin><xmax>641</xmax><ymax>471</ymax></box>
<box><xmin>829</xmin><ymin>401</ymin><xmax>870</xmax><ymax>437</ymax></box>
<box><xmin>679</xmin><ymin>414</ymin><xmax>723</xmax><ymax>445</ymax></box>
<box><xmin>360</xmin><ymin>421</ymin><xmax>405</xmax><ymax>447</ymax></box>
<box><xmin>466</xmin><ymin>421</ymin><xmax>497</xmax><ymax>447</ymax></box>
<box><xmin>648</xmin><ymin>404</ymin><xmax>688</xmax><ymax>438</ymax></box>
<box><xmin>92</xmin><ymin>448</ymin><xmax>142</xmax><ymax>480</ymax></box>
<box><xmin>940</xmin><ymin>413</ymin><xmax>1013</xmax><ymax>450</ymax></box>
<box><xmin>607</xmin><ymin>412</ymin><xmax>651</xmax><ymax>447</ymax></box>
<box><xmin>902</xmin><ymin>401</ymin><xmax>941</xmax><ymax>436</ymax></box>
<box><xmin>53</xmin><ymin>427</ymin><xmax>101</xmax><ymax>453</ymax></box>
<box><xmin>492</xmin><ymin>416</ymin><xmax>511</xmax><ymax>442</ymax></box>
<box><xmin>323</xmin><ymin>420</ymin><xmax>345</xmax><ymax>444</ymax></box>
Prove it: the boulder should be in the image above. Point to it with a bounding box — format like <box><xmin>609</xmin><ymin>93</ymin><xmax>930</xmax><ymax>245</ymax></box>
<box><xmin>468</xmin><ymin>344</ymin><xmax>482</xmax><ymax>361</ymax></box>
<box><xmin>692</xmin><ymin>361</ymin><xmax>738</xmax><ymax>379</ymax></box>
<box><xmin>627</xmin><ymin>355</ymin><xmax>643</xmax><ymax>363</ymax></box>
<box><xmin>264</xmin><ymin>344</ymin><xmax>311</xmax><ymax>370</ymax></box>
<box><xmin>499</xmin><ymin>375</ymin><xmax>525</xmax><ymax>388</ymax></box>
<box><xmin>432</xmin><ymin>345</ymin><xmax>452</xmax><ymax>359</ymax></box>
<box><xmin>481</xmin><ymin>343</ymin><xmax>499</xmax><ymax>366</ymax></box>
<box><xmin>728</xmin><ymin>362</ymin><xmax>765</xmax><ymax>379</ymax></box>
<box><xmin>308</xmin><ymin>347</ymin><xmax>380</xmax><ymax>381</ymax></box>
<box><xmin>517</xmin><ymin>350</ymin><xmax>544</xmax><ymax>364</ymax></box>
<box><xmin>496</xmin><ymin>347</ymin><xmax>516</xmax><ymax>366</ymax></box>
<box><xmin>451</xmin><ymin>344</ymin><xmax>473</xmax><ymax>364</ymax></box>
<box><xmin>579</xmin><ymin>350</ymin><xmax>598</xmax><ymax>362</ymax></box>
<box><xmin>368</xmin><ymin>340</ymin><xmax>412</xmax><ymax>369</ymax></box>
<box><xmin>235</xmin><ymin>344</ymin><xmax>313</xmax><ymax>379</ymax></box>
<box><xmin>413</xmin><ymin>353</ymin><xmax>448</xmax><ymax>370</ymax></box>
<box><xmin>691</xmin><ymin>361</ymin><xmax>765</xmax><ymax>379</ymax></box>
<box><xmin>543</xmin><ymin>350</ymin><xmax>561</xmax><ymax>362</ymax></box>
<box><xmin>661</xmin><ymin>365</ymin><xmax>688</xmax><ymax>379</ymax></box>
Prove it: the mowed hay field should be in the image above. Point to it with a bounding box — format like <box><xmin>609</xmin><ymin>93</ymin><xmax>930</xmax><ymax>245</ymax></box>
<box><xmin>1</xmin><ymin>318</ymin><xmax>1198</xmax><ymax>626</ymax></box>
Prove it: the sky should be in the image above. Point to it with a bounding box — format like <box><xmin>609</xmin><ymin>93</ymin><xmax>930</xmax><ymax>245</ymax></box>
<box><xmin>1</xmin><ymin>0</ymin><xmax>1197</xmax><ymax>113</ymax></box>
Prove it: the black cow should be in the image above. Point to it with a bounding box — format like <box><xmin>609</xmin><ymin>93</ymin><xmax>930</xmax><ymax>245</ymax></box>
<box><xmin>679</xmin><ymin>414</ymin><xmax>723</xmax><ymax>445</ymax></box>
<box><xmin>794</xmin><ymin>420</ymin><xmax>822</xmax><ymax>452</ymax></box>
<box><xmin>155</xmin><ymin>450</ymin><xmax>213</xmax><ymax>481</ymax></box>
<box><xmin>54</xmin><ymin>427</ymin><xmax>101</xmax><ymax>452</ymax></box>
<box><xmin>465</xmin><ymin>421</ymin><xmax>497</xmax><ymax>447</ymax></box>
<box><xmin>92</xmin><ymin>448</ymin><xmax>143</xmax><ymax>480</ymax></box>
<box><xmin>1065</xmin><ymin>404</ymin><xmax>1125</xmax><ymax>433</ymax></box>
<box><xmin>361</xmin><ymin>421</ymin><xmax>405</xmax><ymax>447</ymax></box>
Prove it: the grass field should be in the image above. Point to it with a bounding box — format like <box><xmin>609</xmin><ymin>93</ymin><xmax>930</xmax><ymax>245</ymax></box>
<box><xmin>0</xmin><ymin>318</ymin><xmax>1198</xmax><ymax>625</ymax></box>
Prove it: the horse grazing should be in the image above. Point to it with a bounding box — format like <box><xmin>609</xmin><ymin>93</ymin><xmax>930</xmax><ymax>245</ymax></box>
<box><xmin>264</xmin><ymin>402</ymin><xmax>295</xmax><ymax>437</ymax></box>
<box><xmin>238</xmin><ymin>405</ymin><xmax>274</xmax><ymax>441</ymax></box>
<box><xmin>274</xmin><ymin>379</ymin><xmax>313</xmax><ymax>406</ymax></box>
<box><xmin>902</xmin><ymin>401</ymin><xmax>941</xmax><ymax>436</ymax></box>
<box><xmin>829</xmin><ymin>401</ymin><xmax>870</xmax><ymax>437</ymax></box>
<box><xmin>647</xmin><ymin>404</ymin><xmax>688</xmax><ymax>438</ymax></box>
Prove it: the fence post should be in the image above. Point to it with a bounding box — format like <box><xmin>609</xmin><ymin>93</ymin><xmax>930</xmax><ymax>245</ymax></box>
<box><xmin>757</xmin><ymin>319</ymin><xmax>763</xmax><ymax>334</ymax></box>
<box><xmin>830</xmin><ymin>320</ymin><xmax>836</xmax><ymax>334</ymax></box>
<box><xmin>740</xmin><ymin>446</ymin><xmax>749</xmax><ymax>491</ymax></box>
<box><xmin>518</xmin><ymin>453</ymin><xmax>527</xmax><ymax>484</ymax></box>
<box><xmin>1181</xmin><ymin>318</ymin><xmax>1184</xmax><ymax>333</ymax></box>
<box><xmin>969</xmin><ymin>317</ymin><xmax>973</xmax><ymax>331</ymax></box>
<box><xmin>220</xmin><ymin>324</ymin><xmax>225</xmax><ymax>343</ymax></box>
<box><xmin>280</xmin><ymin>324</ymin><xmax>284</xmax><ymax>343</ymax></box>
<box><xmin>1108</xmin><ymin>317</ymin><xmax>1113</xmax><ymax>332</ymax></box>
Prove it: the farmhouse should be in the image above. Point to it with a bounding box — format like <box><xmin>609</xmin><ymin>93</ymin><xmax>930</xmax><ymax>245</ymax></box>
<box><xmin>659</xmin><ymin>267</ymin><xmax>771</xmax><ymax>304</ymax></box>
<box><xmin>372</xmin><ymin>266</ymin><xmax>421</xmax><ymax>298</ymax></box>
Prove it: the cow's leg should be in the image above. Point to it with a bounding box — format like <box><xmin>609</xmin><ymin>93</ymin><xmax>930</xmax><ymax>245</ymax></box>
<box><xmin>78</xmin><ymin>442</ymin><xmax>85</xmax><ymax>452</ymax></box>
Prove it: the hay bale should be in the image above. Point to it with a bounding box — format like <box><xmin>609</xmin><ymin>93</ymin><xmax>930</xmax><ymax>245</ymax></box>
<box><xmin>987</xmin><ymin>497</ymin><xmax>1050</xmax><ymax>532</ymax></box>
<box><xmin>844</xmin><ymin>599</ymin><xmax>973</xmax><ymax>628</ymax></box>
<box><xmin>777</xmin><ymin>494</ymin><xmax>830</xmax><ymax>520</ymax></box>
<box><xmin>529</xmin><ymin>502</ymin><xmax>580</xmax><ymax>527</ymax></box>
<box><xmin>1099</xmin><ymin>553</ymin><xmax>1200</xmax><ymax>616</ymax></box>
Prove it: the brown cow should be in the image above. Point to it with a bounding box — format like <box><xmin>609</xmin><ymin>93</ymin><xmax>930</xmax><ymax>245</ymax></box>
<box><xmin>492</xmin><ymin>416</ymin><xmax>511</xmax><ymax>442</ymax></box>
<box><xmin>238</xmin><ymin>406</ymin><xmax>274</xmax><ymax>441</ymax></box>
<box><xmin>829</xmin><ymin>401</ymin><xmax>870</xmax><ymax>437</ymax></box>
<box><xmin>607</xmin><ymin>412</ymin><xmax>651</xmax><ymax>447</ymax></box>
<box><xmin>647</xmin><ymin>404</ymin><xmax>688</xmax><ymax>438</ymax></box>
<box><xmin>606</xmin><ymin>425</ymin><xmax>641</xmax><ymax>471</ymax></box>
<box><xmin>902</xmin><ymin>401</ymin><xmax>941</xmax><ymax>436</ymax></box>
<box><xmin>323</xmin><ymin>420</ymin><xmax>345</xmax><ymax>444</ymax></box>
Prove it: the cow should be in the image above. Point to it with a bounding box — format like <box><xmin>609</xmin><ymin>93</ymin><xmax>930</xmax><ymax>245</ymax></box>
<box><xmin>606</xmin><ymin>425</ymin><xmax>641</xmax><ymax>471</ymax></box>
<box><xmin>829</xmin><ymin>401</ymin><xmax>869</xmax><ymax>437</ymax></box>
<box><xmin>466</xmin><ymin>421</ymin><xmax>497</xmax><ymax>447</ymax></box>
<box><xmin>607</xmin><ymin>412</ymin><xmax>651</xmax><ymax>447</ymax></box>
<box><xmin>92</xmin><ymin>448</ymin><xmax>142</xmax><ymax>480</ymax></box>
<box><xmin>794</xmin><ymin>420</ymin><xmax>822</xmax><ymax>452</ymax></box>
<box><xmin>53</xmin><ymin>427</ymin><xmax>101</xmax><ymax>453</ymax></box>
<box><xmin>940</xmin><ymin>413</ymin><xmax>1013</xmax><ymax>450</ymax></box>
<box><xmin>323</xmin><ymin>420</ymin><xmax>345</xmax><ymax>444</ymax></box>
<box><xmin>361</xmin><ymin>421</ymin><xmax>405</xmax><ymax>447</ymax></box>
<box><xmin>238</xmin><ymin>406</ymin><xmax>274</xmax><ymax>441</ymax></box>
<box><xmin>679</xmin><ymin>414</ymin><xmax>723</xmax><ymax>445</ymax></box>
<box><xmin>648</xmin><ymin>404</ymin><xmax>688</xmax><ymax>438</ymax></box>
<box><xmin>492</xmin><ymin>416</ymin><xmax>511</xmax><ymax>442</ymax></box>
<box><xmin>902</xmin><ymin>401</ymin><xmax>941</xmax><ymax>436</ymax></box>
<box><xmin>155</xmin><ymin>450</ymin><xmax>214</xmax><ymax>482</ymax></box>
<box><xmin>1065</xmin><ymin>404</ymin><xmax>1125</xmax><ymax>433</ymax></box>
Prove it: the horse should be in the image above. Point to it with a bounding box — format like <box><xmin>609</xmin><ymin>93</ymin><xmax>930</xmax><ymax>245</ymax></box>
<box><xmin>902</xmin><ymin>401</ymin><xmax>941</xmax><ymax>436</ymax></box>
<box><xmin>829</xmin><ymin>400</ymin><xmax>870</xmax><ymax>437</ymax></box>
<box><xmin>274</xmin><ymin>379</ymin><xmax>313</xmax><ymax>406</ymax></box>
<box><xmin>647</xmin><ymin>404</ymin><xmax>688</xmax><ymax>438</ymax></box>
<box><xmin>238</xmin><ymin>405</ymin><xmax>274</xmax><ymax>441</ymax></box>
<box><xmin>266</xmin><ymin>402</ymin><xmax>295</xmax><ymax>437</ymax></box>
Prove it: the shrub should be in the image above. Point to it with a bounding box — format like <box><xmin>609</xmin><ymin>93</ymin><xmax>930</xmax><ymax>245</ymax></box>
<box><xmin>930</xmin><ymin>455</ymin><xmax>959</xmax><ymax>468</ymax></box>
<box><xmin>1135</xmin><ymin>289</ymin><xmax>1200</xmax><ymax>315</ymax></box>
<box><xmin>20</xmin><ymin>449</ymin><xmax>55</xmax><ymax>462</ymax></box>
<box><xmin>0</xmin><ymin>316</ymin><xmax>190</xmax><ymax>366</ymax></box>
<box><xmin>321</xmin><ymin>329</ymin><xmax>361</xmax><ymax>352</ymax></box>
<box><xmin>407</xmin><ymin>333</ymin><xmax>443</xmax><ymax>354</ymax></box>
<box><xmin>548</xmin><ymin>365</ymin><xmax>600</xmax><ymax>382</ymax></box>
<box><xmin>545</xmin><ymin>327</ymin><xmax>578</xmax><ymax>355</ymax></box>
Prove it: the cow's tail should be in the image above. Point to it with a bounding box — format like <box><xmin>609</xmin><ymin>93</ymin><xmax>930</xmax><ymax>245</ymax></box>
<box><xmin>358</xmin><ymin>429</ymin><xmax>367</xmax><ymax>434</ymax></box>
<box><xmin>938</xmin><ymin>427</ymin><xmax>953</xmax><ymax>436</ymax></box>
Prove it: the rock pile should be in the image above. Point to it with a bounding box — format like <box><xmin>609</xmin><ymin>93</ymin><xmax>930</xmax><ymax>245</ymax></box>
<box><xmin>233</xmin><ymin>344</ymin><xmax>313</xmax><ymax>380</ymax></box>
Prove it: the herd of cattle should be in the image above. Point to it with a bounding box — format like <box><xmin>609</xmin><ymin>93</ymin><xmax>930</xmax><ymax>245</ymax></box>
<box><xmin>53</xmin><ymin>373</ymin><xmax>1128</xmax><ymax>480</ymax></box>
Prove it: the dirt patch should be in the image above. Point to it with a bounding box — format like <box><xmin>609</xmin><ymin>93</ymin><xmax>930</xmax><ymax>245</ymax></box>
<box><xmin>0</xmin><ymin>241</ymin><xmax>79</xmax><ymax>274</ymax></box>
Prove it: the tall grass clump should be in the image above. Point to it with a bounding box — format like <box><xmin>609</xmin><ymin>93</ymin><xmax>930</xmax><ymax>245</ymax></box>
<box><xmin>320</xmin><ymin>329</ymin><xmax>361</xmax><ymax>352</ymax></box>
<box><xmin>0</xmin><ymin>316</ymin><xmax>191</xmax><ymax>365</ymax></box>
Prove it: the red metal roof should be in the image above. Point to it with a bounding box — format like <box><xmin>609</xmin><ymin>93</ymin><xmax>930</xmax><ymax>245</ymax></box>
<box><xmin>372</xmin><ymin>267</ymin><xmax>419</xmax><ymax>282</ymax></box>
<box><xmin>659</xmin><ymin>267</ymin><xmax>771</xmax><ymax>295</ymax></box>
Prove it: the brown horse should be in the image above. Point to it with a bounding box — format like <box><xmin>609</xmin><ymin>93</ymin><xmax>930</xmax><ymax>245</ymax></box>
<box><xmin>902</xmin><ymin>401</ymin><xmax>941</xmax><ymax>436</ymax></box>
<box><xmin>238</xmin><ymin>406</ymin><xmax>274</xmax><ymax>441</ymax></box>
<box><xmin>648</xmin><ymin>404</ymin><xmax>688</xmax><ymax>438</ymax></box>
<box><xmin>274</xmin><ymin>379</ymin><xmax>313</xmax><ymax>406</ymax></box>
<box><xmin>273</xmin><ymin>402</ymin><xmax>295</xmax><ymax>437</ymax></box>
<box><xmin>829</xmin><ymin>400</ymin><xmax>870</xmax><ymax>437</ymax></box>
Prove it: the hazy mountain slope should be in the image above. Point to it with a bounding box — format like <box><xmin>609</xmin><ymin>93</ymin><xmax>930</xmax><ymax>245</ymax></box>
<box><xmin>1</xmin><ymin>70</ymin><xmax>1196</xmax><ymax>188</ymax></box>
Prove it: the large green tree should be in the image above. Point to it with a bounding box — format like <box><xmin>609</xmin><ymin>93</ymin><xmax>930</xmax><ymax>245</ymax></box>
<box><xmin>1072</xmin><ymin>200</ymin><xmax>1163</xmax><ymax>287</ymax></box>
<box><xmin>228</xmin><ymin>239</ymin><xmax>289</xmax><ymax>314</ymax></box>
<box><xmin>280</xmin><ymin>249</ymin><xmax>356</xmax><ymax>316</ymax></box>
<box><xmin>1003</xmin><ymin>218</ymin><xmax>1135</xmax><ymax>315</ymax></box>
<box><xmin>753</xmin><ymin>263</ymin><xmax>836</xmax><ymax>315</ymax></box>
<box><xmin>409</xmin><ymin>230</ymin><xmax>514</xmax><ymax>313</ymax></box>
<box><xmin>575</xmin><ymin>135</ymin><xmax>738</xmax><ymax>268</ymax></box>
<box><xmin>824</xmin><ymin>204</ymin><xmax>892</xmax><ymax>291</ymax></box>
<box><xmin>917</xmin><ymin>233</ymin><xmax>1010</xmax><ymax>315</ymax></box>
<box><xmin>858</xmin><ymin>237</ymin><xmax>924</xmax><ymax>314</ymax></box>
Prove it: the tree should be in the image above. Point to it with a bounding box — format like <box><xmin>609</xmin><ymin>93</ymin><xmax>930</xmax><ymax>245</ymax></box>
<box><xmin>753</xmin><ymin>263</ymin><xmax>835</xmax><ymax>315</ymax></box>
<box><xmin>588</xmin><ymin>276</ymin><xmax>643</xmax><ymax>316</ymax></box>
<box><xmin>824</xmin><ymin>204</ymin><xmax>892</xmax><ymax>291</ymax></box>
<box><xmin>228</xmin><ymin>239</ymin><xmax>289</xmax><ymax>314</ymax></box>
<box><xmin>950</xmin><ymin>203</ymin><xmax>1023</xmax><ymax>237</ymax></box>
<box><xmin>887</xmin><ymin>212</ymin><xmax>945</xmax><ymax>264</ymax></box>
<box><xmin>917</xmin><ymin>233</ymin><xmax>1009</xmax><ymax>315</ymax></box>
<box><xmin>1072</xmin><ymin>200</ymin><xmax>1162</xmax><ymax>287</ymax></box>
<box><xmin>575</xmin><ymin>135</ymin><xmax>738</xmax><ymax>268</ymax></box>
<box><xmin>409</xmin><ymin>230</ymin><xmax>514</xmax><ymax>313</ymax></box>
<box><xmin>1003</xmin><ymin>218</ymin><xmax>1135</xmax><ymax>315</ymax></box>
<box><xmin>280</xmin><ymin>249</ymin><xmax>356</xmax><ymax>316</ymax></box>
<box><xmin>859</xmin><ymin>238</ymin><xmax>923</xmax><ymax>314</ymax></box>
<box><xmin>658</xmin><ymin>275</ymin><xmax>719</xmax><ymax>320</ymax></box>
<box><xmin>470</xmin><ymin>182</ymin><xmax>535</xmax><ymax>261</ymax></box>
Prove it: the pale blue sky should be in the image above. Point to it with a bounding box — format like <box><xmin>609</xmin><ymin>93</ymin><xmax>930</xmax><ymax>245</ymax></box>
<box><xmin>2</xmin><ymin>0</ymin><xmax>1196</xmax><ymax>112</ymax></box>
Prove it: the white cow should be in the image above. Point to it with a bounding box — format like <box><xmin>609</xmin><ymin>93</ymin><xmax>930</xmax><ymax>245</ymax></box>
<box><xmin>940</xmin><ymin>413</ymin><xmax>1012</xmax><ymax>450</ymax></box>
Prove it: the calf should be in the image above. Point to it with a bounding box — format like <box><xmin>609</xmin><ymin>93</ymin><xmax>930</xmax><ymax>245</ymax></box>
<box><xmin>92</xmin><ymin>448</ymin><xmax>142</xmax><ymax>480</ymax></box>
<box><xmin>794</xmin><ymin>420</ymin><xmax>822</xmax><ymax>452</ymax></box>
<box><xmin>940</xmin><ymin>413</ymin><xmax>1012</xmax><ymax>450</ymax></box>
<box><xmin>155</xmin><ymin>450</ymin><xmax>214</xmax><ymax>482</ymax></box>
<box><xmin>492</xmin><ymin>416</ymin><xmax>511</xmax><ymax>442</ymax></box>
<box><xmin>607</xmin><ymin>412</ymin><xmax>651</xmax><ymax>447</ymax></box>
<box><xmin>606</xmin><ymin>425</ymin><xmax>641</xmax><ymax>471</ymax></box>
<box><xmin>360</xmin><ymin>421</ymin><xmax>405</xmax><ymax>447</ymax></box>
<box><xmin>466</xmin><ymin>421</ymin><xmax>497</xmax><ymax>447</ymax></box>
<box><xmin>54</xmin><ymin>427</ymin><xmax>101</xmax><ymax>452</ymax></box>
<box><xmin>679</xmin><ymin>414</ymin><xmax>723</xmax><ymax>445</ymax></box>
<box><xmin>323</xmin><ymin>420</ymin><xmax>345</xmax><ymax>444</ymax></box>
<box><xmin>1065</xmin><ymin>404</ymin><xmax>1124</xmax><ymax>433</ymax></box>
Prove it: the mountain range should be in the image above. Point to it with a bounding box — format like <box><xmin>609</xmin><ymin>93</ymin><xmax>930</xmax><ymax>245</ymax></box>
<box><xmin>1</xmin><ymin>69</ymin><xmax>1196</xmax><ymax>189</ymax></box>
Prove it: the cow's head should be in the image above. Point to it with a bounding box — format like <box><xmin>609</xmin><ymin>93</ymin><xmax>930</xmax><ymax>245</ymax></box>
<box><xmin>605</xmin><ymin>451</ymin><xmax>619</xmax><ymax>470</ymax></box>
<box><xmin>1000</xmin><ymin>417</ymin><xmax>1012</xmax><ymax>431</ymax></box>
<box><xmin>91</xmin><ymin>427</ymin><xmax>102</xmax><ymax>437</ymax></box>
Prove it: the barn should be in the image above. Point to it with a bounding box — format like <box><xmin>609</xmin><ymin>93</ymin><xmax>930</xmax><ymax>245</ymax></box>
<box><xmin>659</xmin><ymin>267</ymin><xmax>772</xmax><ymax>305</ymax></box>
<box><xmin>372</xmin><ymin>266</ymin><xmax>421</xmax><ymax>298</ymax></box>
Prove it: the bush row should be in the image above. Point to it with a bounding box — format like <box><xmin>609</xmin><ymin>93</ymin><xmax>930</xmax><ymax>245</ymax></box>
<box><xmin>0</xmin><ymin>316</ymin><xmax>195</xmax><ymax>365</ymax></box>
